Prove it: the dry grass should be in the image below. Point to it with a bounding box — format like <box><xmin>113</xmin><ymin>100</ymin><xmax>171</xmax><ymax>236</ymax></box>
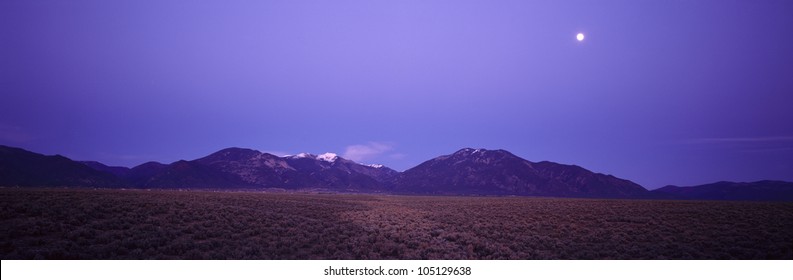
<box><xmin>1</xmin><ymin>188</ymin><xmax>791</xmax><ymax>259</ymax></box>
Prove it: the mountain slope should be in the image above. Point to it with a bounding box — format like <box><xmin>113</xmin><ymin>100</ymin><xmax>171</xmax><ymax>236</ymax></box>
<box><xmin>141</xmin><ymin>160</ymin><xmax>250</xmax><ymax>188</ymax></box>
<box><xmin>124</xmin><ymin>161</ymin><xmax>169</xmax><ymax>187</ymax></box>
<box><xmin>80</xmin><ymin>161</ymin><xmax>130</xmax><ymax>177</ymax></box>
<box><xmin>533</xmin><ymin>161</ymin><xmax>650</xmax><ymax>197</ymax></box>
<box><xmin>282</xmin><ymin>154</ymin><xmax>387</xmax><ymax>191</ymax></box>
<box><xmin>193</xmin><ymin>147</ymin><xmax>292</xmax><ymax>187</ymax></box>
<box><xmin>0</xmin><ymin>145</ymin><xmax>121</xmax><ymax>187</ymax></box>
<box><xmin>394</xmin><ymin>148</ymin><xmax>648</xmax><ymax>197</ymax></box>
<box><xmin>193</xmin><ymin>148</ymin><xmax>397</xmax><ymax>190</ymax></box>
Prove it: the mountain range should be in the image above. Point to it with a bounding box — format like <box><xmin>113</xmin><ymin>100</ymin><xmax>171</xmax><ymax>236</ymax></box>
<box><xmin>393</xmin><ymin>148</ymin><xmax>648</xmax><ymax>198</ymax></box>
<box><xmin>653</xmin><ymin>181</ymin><xmax>793</xmax><ymax>201</ymax></box>
<box><xmin>1</xmin><ymin>144</ymin><xmax>791</xmax><ymax>201</ymax></box>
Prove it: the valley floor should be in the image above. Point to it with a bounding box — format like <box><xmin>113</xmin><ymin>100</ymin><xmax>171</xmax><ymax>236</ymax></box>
<box><xmin>1</xmin><ymin>188</ymin><xmax>791</xmax><ymax>259</ymax></box>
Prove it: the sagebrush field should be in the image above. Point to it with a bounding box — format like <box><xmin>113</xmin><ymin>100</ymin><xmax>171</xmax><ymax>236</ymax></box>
<box><xmin>1</xmin><ymin>188</ymin><xmax>791</xmax><ymax>259</ymax></box>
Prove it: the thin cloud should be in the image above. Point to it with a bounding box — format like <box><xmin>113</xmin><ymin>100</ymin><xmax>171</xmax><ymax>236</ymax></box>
<box><xmin>688</xmin><ymin>136</ymin><xmax>793</xmax><ymax>144</ymax></box>
<box><xmin>343</xmin><ymin>142</ymin><xmax>394</xmax><ymax>162</ymax></box>
<box><xmin>262</xmin><ymin>150</ymin><xmax>290</xmax><ymax>157</ymax></box>
<box><xmin>738</xmin><ymin>147</ymin><xmax>793</xmax><ymax>153</ymax></box>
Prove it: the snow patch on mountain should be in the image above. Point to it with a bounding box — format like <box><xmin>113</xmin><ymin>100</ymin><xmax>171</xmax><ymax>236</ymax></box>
<box><xmin>316</xmin><ymin>153</ymin><xmax>338</xmax><ymax>163</ymax></box>
<box><xmin>286</xmin><ymin>153</ymin><xmax>313</xmax><ymax>159</ymax></box>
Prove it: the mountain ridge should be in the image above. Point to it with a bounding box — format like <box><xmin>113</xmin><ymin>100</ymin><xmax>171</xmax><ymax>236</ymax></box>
<box><xmin>1</xmin><ymin>144</ymin><xmax>792</xmax><ymax>201</ymax></box>
<box><xmin>651</xmin><ymin>180</ymin><xmax>793</xmax><ymax>201</ymax></box>
<box><xmin>393</xmin><ymin>148</ymin><xmax>648</xmax><ymax>198</ymax></box>
<box><xmin>0</xmin><ymin>145</ymin><xmax>123</xmax><ymax>187</ymax></box>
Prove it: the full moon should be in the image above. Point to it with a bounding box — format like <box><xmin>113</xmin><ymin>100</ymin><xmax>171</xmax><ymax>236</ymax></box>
<box><xmin>577</xmin><ymin>33</ymin><xmax>585</xmax><ymax>41</ymax></box>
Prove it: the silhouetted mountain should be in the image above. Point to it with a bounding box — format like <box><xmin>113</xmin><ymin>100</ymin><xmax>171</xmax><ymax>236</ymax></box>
<box><xmin>141</xmin><ymin>160</ymin><xmax>250</xmax><ymax>188</ymax></box>
<box><xmin>0</xmin><ymin>145</ymin><xmax>121</xmax><ymax>187</ymax></box>
<box><xmin>282</xmin><ymin>153</ymin><xmax>393</xmax><ymax>191</ymax></box>
<box><xmin>532</xmin><ymin>161</ymin><xmax>650</xmax><ymax>197</ymax></box>
<box><xmin>193</xmin><ymin>148</ymin><xmax>396</xmax><ymax>190</ymax></box>
<box><xmin>80</xmin><ymin>161</ymin><xmax>130</xmax><ymax>177</ymax></box>
<box><xmin>194</xmin><ymin>147</ymin><xmax>292</xmax><ymax>187</ymax></box>
<box><xmin>69</xmin><ymin>146</ymin><xmax>398</xmax><ymax>190</ymax></box>
<box><xmin>394</xmin><ymin>148</ymin><xmax>648</xmax><ymax>198</ymax></box>
<box><xmin>124</xmin><ymin>161</ymin><xmax>168</xmax><ymax>186</ymax></box>
<box><xmin>345</xmin><ymin>162</ymin><xmax>399</xmax><ymax>183</ymax></box>
<box><xmin>652</xmin><ymin>180</ymin><xmax>793</xmax><ymax>201</ymax></box>
<box><xmin>5</xmin><ymin>144</ymin><xmax>791</xmax><ymax>201</ymax></box>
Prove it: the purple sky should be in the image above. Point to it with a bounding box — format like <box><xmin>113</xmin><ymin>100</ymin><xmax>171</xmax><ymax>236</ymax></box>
<box><xmin>2</xmin><ymin>0</ymin><xmax>792</xmax><ymax>189</ymax></box>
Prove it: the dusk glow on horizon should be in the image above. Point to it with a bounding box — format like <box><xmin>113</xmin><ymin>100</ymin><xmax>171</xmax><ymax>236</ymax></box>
<box><xmin>1</xmin><ymin>0</ymin><xmax>792</xmax><ymax>189</ymax></box>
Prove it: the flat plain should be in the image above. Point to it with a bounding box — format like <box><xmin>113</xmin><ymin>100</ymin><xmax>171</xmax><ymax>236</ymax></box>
<box><xmin>1</xmin><ymin>188</ymin><xmax>791</xmax><ymax>259</ymax></box>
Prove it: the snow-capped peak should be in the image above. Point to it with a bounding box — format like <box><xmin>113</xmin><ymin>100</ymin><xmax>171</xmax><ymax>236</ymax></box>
<box><xmin>285</xmin><ymin>153</ymin><xmax>313</xmax><ymax>159</ymax></box>
<box><xmin>368</xmin><ymin>164</ymin><xmax>384</xmax><ymax>168</ymax></box>
<box><xmin>457</xmin><ymin>148</ymin><xmax>487</xmax><ymax>155</ymax></box>
<box><xmin>316</xmin><ymin>153</ymin><xmax>338</xmax><ymax>163</ymax></box>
